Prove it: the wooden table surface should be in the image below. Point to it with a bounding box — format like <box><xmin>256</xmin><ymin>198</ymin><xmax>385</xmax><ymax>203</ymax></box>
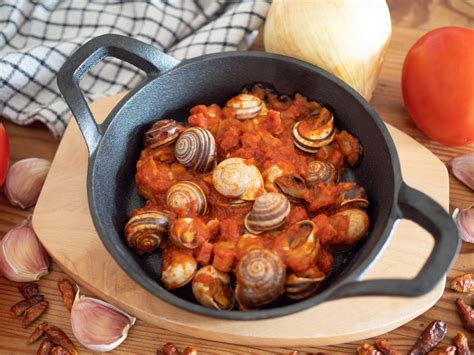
<box><xmin>0</xmin><ymin>1</ymin><xmax>473</xmax><ymax>354</ymax></box>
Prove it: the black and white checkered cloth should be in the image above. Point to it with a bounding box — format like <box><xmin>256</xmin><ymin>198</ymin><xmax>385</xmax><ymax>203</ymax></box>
<box><xmin>0</xmin><ymin>0</ymin><xmax>270</xmax><ymax>137</ymax></box>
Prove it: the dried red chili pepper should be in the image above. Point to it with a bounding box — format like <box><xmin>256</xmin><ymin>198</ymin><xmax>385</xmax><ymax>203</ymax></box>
<box><xmin>456</xmin><ymin>298</ymin><xmax>474</xmax><ymax>331</ymax></box>
<box><xmin>182</xmin><ymin>346</ymin><xmax>198</xmax><ymax>355</ymax></box>
<box><xmin>10</xmin><ymin>294</ymin><xmax>44</xmax><ymax>316</ymax></box>
<box><xmin>37</xmin><ymin>338</ymin><xmax>54</xmax><ymax>355</ymax></box>
<box><xmin>57</xmin><ymin>279</ymin><xmax>76</xmax><ymax>312</ymax></box>
<box><xmin>375</xmin><ymin>338</ymin><xmax>401</xmax><ymax>355</ymax></box>
<box><xmin>408</xmin><ymin>320</ymin><xmax>447</xmax><ymax>355</ymax></box>
<box><xmin>45</xmin><ymin>326</ymin><xmax>77</xmax><ymax>355</ymax></box>
<box><xmin>161</xmin><ymin>343</ymin><xmax>179</xmax><ymax>355</ymax></box>
<box><xmin>22</xmin><ymin>300</ymin><xmax>48</xmax><ymax>328</ymax></box>
<box><xmin>358</xmin><ymin>343</ymin><xmax>383</xmax><ymax>355</ymax></box>
<box><xmin>453</xmin><ymin>332</ymin><xmax>471</xmax><ymax>355</ymax></box>
<box><xmin>28</xmin><ymin>321</ymin><xmax>48</xmax><ymax>344</ymax></box>
<box><xmin>451</xmin><ymin>273</ymin><xmax>474</xmax><ymax>293</ymax></box>
<box><xmin>427</xmin><ymin>345</ymin><xmax>456</xmax><ymax>355</ymax></box>
<box><xmin>18</xmin><ymin>283</ymin><xmax>39</xmax><ymax>298</ymax></box>
<box><xmin>50</xmin><ymin>346</ymin><xmax>71</xmax><ymax>355</ymax></box>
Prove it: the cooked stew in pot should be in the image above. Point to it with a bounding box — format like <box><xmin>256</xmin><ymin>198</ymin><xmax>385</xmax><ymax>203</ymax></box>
<box><xmin>125</xmin><ymin>84</ymin><xmax>369</xmax><ymax>311</ymax></box>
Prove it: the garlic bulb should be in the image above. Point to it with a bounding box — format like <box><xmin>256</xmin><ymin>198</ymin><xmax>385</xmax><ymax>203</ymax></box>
<box><xmin>453</xmin><ymin>205</ymin><xmax>474</xmax><ymax>244</ymax></box>
<box><xmin>0</xmin><ymin>219</ymin><xmax>49</xmax><ymax>282</ymax></box>
<box><xmin>446</xmin><ymin>153</ymin><xmax>474</xmax><ymax>190</ymax></box>
<box><xmin>71</xmin><ymin>288</ymin><xmax>136</xmax><ymax>352</ymax></box>
<box><xmin>264</xmin><ymin>0</ymin><xmax>392</xmax><ymax>101</ymax></box>
<box><xmin>4</xmin><ymin>158</ymin><xmax>51</xmax><ymax>209</ymax></box>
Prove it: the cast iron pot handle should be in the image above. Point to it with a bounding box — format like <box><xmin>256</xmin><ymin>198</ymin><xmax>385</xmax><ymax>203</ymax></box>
<box><xmin>331</xmin><ymin>182</ymin><xmax>460</xmax><ymax>299</ymax></box>
<box><xmin>57</xmin><ymin>34</ymin><xmax>180</xmax><ymax>156</ymax></box>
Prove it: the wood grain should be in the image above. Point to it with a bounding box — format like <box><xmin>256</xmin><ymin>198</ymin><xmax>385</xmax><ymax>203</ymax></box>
<box><xmin>1</xmin><ymin>0</ymin><xmax>473</xmax><ymax>353</ymax></box>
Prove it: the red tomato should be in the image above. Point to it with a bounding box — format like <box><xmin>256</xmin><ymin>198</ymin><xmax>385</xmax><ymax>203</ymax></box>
<box><xmin>402</xmin><ymin>27</ymin><xmax>474</xmax><ymax>146</ymax></box>
<box><xmin>0</xmin><ymin>122</ymin><xmax>9</xmax><ymax>186</ymax></box>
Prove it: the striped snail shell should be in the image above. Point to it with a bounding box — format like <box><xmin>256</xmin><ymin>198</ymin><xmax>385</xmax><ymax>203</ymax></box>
<box><xmin>336</xmin><ymin>183</ymin><xmax>369</xmax><ymax>209</ymax></box>
<box><xmin>244</xmin><ymin>192</ymin><xmax>290</xmax><ymax>234</ymax></box>
<box><xmin>226</xmin><ymin>93</ymin><xmax>264</xmax><ymax>120</ymax></box>
<box><xmin>212</xmin><ymin>158</ymin><xmax>265</xmax><ymax>201</ymax></box>
<box><xmin>292</xmin><ymin>107</ymin><xmax>335</xmax><ymax>153</ymax></box>
<box><xmin>175</xmin><ymin>127</ymin><xmax>216</xmax><ymax>172</ymax></box>
<box><xmin>285</xmin><ymin>272</ymin><xmax>325</xmax><ymax>300</ymax></box>
<box><xmin>143</xmin><ymin>119</ymin><xmax>183</xmax><ymax>149</ymax></box>
<box><xmin>235</xmin><ymin>249</ymin><xmax>286</xmax><ymax>309</ymax></box>
<box><xmin>192</xmin><ymin>265</ymin><xmax>234</xmax><ymax>310</ymax></box>
<box><xmin>169</xmin><ymin>217</ymin><xmax>209</xmax><ymax>249</ymax></box>
<box><xmin>329</xmin><ymin>209</ymin><xmax>369</xmax><ymax>245</ymax></box>
<box><xmin>166</xmin><ymin>181</ymin><xmax>207</xmax><ymax>215</ymax></box>
<box><xmin>262</xmin><ymin>165</ymin><xmax>284</xmax><ymax>192</ymax></box>
<box><xmin>161</xmin><ymin>247</ymin><xmax>197</xmax><ymax>290</ymax></box>
<box><xmin>124</xmin><ymin>210</ymin><xmax>169</xmax><ymax>254</ymax></box>
<box><xmin>304</xmin><ymin>160</ymin><xmax>338</xmax><ymax>186</ymax></box>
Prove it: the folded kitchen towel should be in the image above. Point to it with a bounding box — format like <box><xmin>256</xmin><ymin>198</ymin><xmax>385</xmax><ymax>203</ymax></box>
<box><xmin>0</xmin><ymin>0</ymin><xmax>270</xmax><ymax>137</ymax></box>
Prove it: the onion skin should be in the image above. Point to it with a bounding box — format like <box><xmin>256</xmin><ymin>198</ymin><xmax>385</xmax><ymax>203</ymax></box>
<box><xmin>264</xmin><ymin>0</ymin><xmax>391</xmax><ymax>101</ymax></box>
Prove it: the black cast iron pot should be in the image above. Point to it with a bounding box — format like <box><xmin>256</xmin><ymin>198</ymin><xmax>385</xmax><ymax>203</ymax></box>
<box><xmin>57</xmin><ymin>34</ymin><xmax>460</xmax><ymax>320</ymax></box>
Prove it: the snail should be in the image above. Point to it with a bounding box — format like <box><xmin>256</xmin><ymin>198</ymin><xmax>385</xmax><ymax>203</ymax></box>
<box><xmin>244</xmin><ymin>192</ymin><xmax>290</xmax><ymax>234</ymax></box>
<box><xmin>235</xmin><ymin>249</ymin><xmax>286</xmax><ymax>309</ymax></box>
<box><xmin>292</xmin><ymin>107</ymin><xmax>335</xmax><ymax>153</ymax></box>
<box><xmin>304</xmin><ymin>160</ymin><xmax>338</xmax><ymax>186</ymax></box>
<box><xmin>169</xmin><ymin>217</ymin><xmax>210</xmax><ymax>249</ymax></box>
<box><xmin>226</xmin><ymin>93</ymin><xmax>264</xmax><ymax>120</ymax></box>
<box><xmin>212</xmin><ymin>158</ymin><xmax>265</xmax><ymax>201</ymax></box>
<box><xmin>236</xmin><ymin>233</ymin><xmax>264</xmax><ymax>260</ymax></box>
<box><xmin>262</xmin><ymin>165</ymin><xmax>284</xmax><ymax>192</ymax></box>
<box><xmin>336</xmin><ymin>183</ymin><xmax>369</xmax><ymax>209</ymax></box>
<box><xmin>143</xmin><ymin>119</ymin><xmax>183</xmax><ymax>149</ymax></box>
<box><xmin>285</xmin><ymin>272</ymin><xmax>326</xmax><ymax>300</ymax></box>
<box><xmin>273</xmin><ymin>220</ymin><xmax>320</xmax><ymax>275</ymax></box>
<box><xmin>192</xmin><ymin>265</ymin><xmax>234</xmax><ymax>310</ymax></box>
<box><xmin>124</xmin><ymin>210</ymin><xmax>169</xmax><ymax>254</ymax></box>
<box><xmin>274</xmin><ymin>175</ymin><xmax>308</xmax><ymax>202</ymax></box>
<box><xmin>175</xmin><ymin>127</ymin><xmax>216</xmax><ymax>172</ymax></box>
<box><xmin>166</xmin><ymin>181</ymin><xmax>207</xmax><ymax>215</ymax></box>
<box><xmin>329</xmin><ymin>209</ymin><xmax>369</xmax><ymax>245</ymax></box>
<box><xmin>161</xmin><ymin>247</ymin><xmax>197</xmax><ymax>290</ymax></box>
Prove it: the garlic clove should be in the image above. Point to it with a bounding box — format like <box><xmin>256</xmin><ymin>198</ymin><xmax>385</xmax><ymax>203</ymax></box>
<box><xmin>4</xmin><ymin>158</ymin><xmax>51</xmax><ymax>209</ymax></box>
<box><xmin>453</xmin><ymin>205</ymin><xmax>474</xmax><ymax>244</ymax></box>
<box><xmin>446</xmin><ymin>153</ymin><xmax>474</xmax><ymax>191</ymax></box>
<box><xmin>0</xmin><ymin>219</ymin><xmax>49</xmax><ymax>282</ymax></box>
<box><xmin>71</xmin><ymin>287</ymin><xmax>136</xmax><ymax>352</ymax></box>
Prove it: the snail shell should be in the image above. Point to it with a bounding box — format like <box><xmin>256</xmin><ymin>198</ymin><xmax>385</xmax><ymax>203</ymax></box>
<box><xmin>161</xmin><ymin>248</ymin><xmax>197</xmax><ymax>289</ymax></box>
<box><xmin>235</xmin><ymin>249</ymin><xmax>286</xmax><ymax>309</ymax></box>
<box><xmin>337</xmin><ymin>184</ymin><xmax>369</xmax><ymax>209</ymax></box>
<box><xmin>292</xmin><ymin>108</ymin><xmax>335</xmax><ymax>153</ymax></box>
<box><xmin>192</xmin><ymin>265</ymin><xmax>233</xmax><ymax>310</ymax></box>
<box><xmin>262</xmin><ymin>165</ymin><xmax>284</xmax><ymax>192</ymax></box>
<box><xmin>175</xmin><ymin>127</ymin><xmax>216</xmax><ymax>172</ymax></box>
<box><xmin>304</xmin><ymin>160</ymin><xmax>338</xmax><ymax>186</ymax></box>
<box><xmin>166</xmin><ymin>181</ymin><xmax>207</xmax><ymax>215</ymax></box>
<box><xmin>275</xmin><ymin>175</ymin><xmax>308</xmax><ymax>202</ymax></box>
<box><xmin>169</xmin><ymin>217</ymin><xmax>209</xmax><ymax>249</ymax></box>
<box><xmin>226</xmin><ymin>93</ymin><xmax>264</xmax><ymax>120</ymax></box>
<box><xmin>244</xmin><ymin>192</ymin><xmax>290</xmax><ymax>234</ymax></box>
<box><xmin>212</xmin><ymin>158</ymin><xmax>265</xmax><ymax>201</ymax></box>
<box><xmin>144</xmin><ymin>119</ymin><xmax>183</xmax><ymax>149</ymax></box>
<box><xmin>330</xmin><ymin>209</ymin><xmax>369</xmax><ymax>244</ymax></box>
<box><xmin>124</xmin><ymin>210</ymin><xmax>169</xmax><ymax>254</ymax></box>
<box><xmin>286</xmin><ymin>273</ymin><xmax>325</xmax><ymax>300</ymax></box>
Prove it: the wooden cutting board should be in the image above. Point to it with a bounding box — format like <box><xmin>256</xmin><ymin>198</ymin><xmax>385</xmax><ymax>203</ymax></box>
<box><xmin>31</xmin><ymin>92</ymin><xmax>449</xmax><ymax>347</ymax></box>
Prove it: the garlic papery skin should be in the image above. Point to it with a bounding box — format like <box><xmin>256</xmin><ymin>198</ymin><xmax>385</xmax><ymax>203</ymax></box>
<box><xmin>71</xmin><ymin>288</ymin><xmax>136</xmax><ymax>352</ymax></box>
<box><xmin>446</xmin><ymin>153</ymin><xmax>474</xmax><ymax>191</ymax></box>
<box><xmin>264</xmin><ymin>0</ymin><xmax>392</xmax><ymax>101</ymax></box>
<box><xmin>0</xmin><ymin>220</ymin><xmax>50</xmax><ymax>282</ymax></box>
<box><xmin>453</xmin><ymin>205</ymin><xmax>474</xmax><ymax>244</ymax></box>
<box><xmin>4</xmin><ymin>158</ymin><xmax>51</xmax><ymax>209</ymax></box>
